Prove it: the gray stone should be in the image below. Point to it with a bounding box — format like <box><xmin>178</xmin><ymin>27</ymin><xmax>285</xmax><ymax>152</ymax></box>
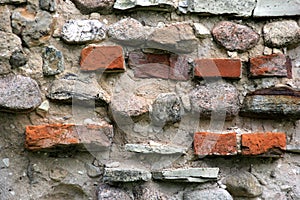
<box><xmin>61</xmin><ymin>20</ymin><xmax>106</xmax><ymax>44</ymax></box>
<box><xmin>189</xmin><ymin>81</ymin><xmax>240</xmax><ymax>120</ymax></box>
<box><xmin>85</xmin><ymin>163</ymin><xmax>102</xmax><ymax>178</ymax></box>
<box><xmin>263</xmin><ymin>20</ymin><xmax>300</xmax><ymax>48</ymax></box>
<box><xmin>286</xmin><ymin>144</ymin><xmax>300</xmax><ymax>153</ymax></box>
<box><xmin>103</xmin><ymin>167</ymin><xmax>152</xmax><ymax>182</ymax></box>
<box><xmin>97</xmin><ymin>184</ymin><xmax>131</xmax><ymax>200</ymax></box>
<box><xmin>0</xmin><ymin>5</ymin><xmax>12</xmax><ymax>32</ymax></box>
<box><xmin>42</xmin><ymin>46</ymin><xmax>64</xmax><ymax>76</ymax></box>
<box><xmin>240</xmin><ymin>86</ymin><xmax>300</xmax><ymax>119</ymax></box>
<box><xmin>71</xmin><ymin>0</ymin><xmax>115</xmax><ymax>14</ymax></box>
<box><xmin>39</xmin><ymin>0</ymin><xmax>56</xmax><ymax>12</ymax></box>
<box><xmin>0</xmin><ymin>75</ymin><xmax>42</xmax><ymax>113</ymax></box>
<box><xmin>49</xmin><ymin>167</ymin><xmax>68</xmax><ymax>181</ymax></box>
<box><xmin>0</xmin><ymin>0</ymin><xmax>26</xmax><ymax>4</ymax></box>
<box><xmin>9</xmin><ymin>50</ymin><xmax>28</xmax><ymax>68</ymax></box>
<box><xmin>254</xmin><ymin>0</ymin><xmax>300</xmax><ymax>17</ymax></box>
<box><xmin>186</xmin><ymin>0</ymin><xmax>256</xmax><ymax>17</ymax></box>
<box><xmin>114</xmin><ymin>0</ymin><xmax>177</xmax><ymax>11</ymax></box>
<box><xmin>212</xmin><ymin>21</ymin><xmax>259</xmax><ymax>52</ymax></box>
<box><xmin>147</xmin><ymin>23</ymin><xmax>198</xmax><ymax>53</ymax></box>
<box><xmin>134</xmin><ymin>184</ymin><xmax>169</xmax><ymax>200</ymax></box>
<box><xmin>150</xmin><ymin>93</ymin><xmax>182</xmax><ymax>127</ymax></box>
<box><xmin>224</xmin><ymin>171</ymin><xmax>263</xmax><ymax>197</ymax></box>
<box><xmin>11</xmin><ymin>8</ymin><xmax>53</xmax><ymax>47</ymax></box>
<box><xmin>184</xmin><ymin>188</ymin><xmax>233</xmax><ymax>200</ymax></box>
<box><xmin>152</xmin><ymin>168</ymin><xmax>219</xmax><ymax>182</ymax></box>
<box><xmin>125</xmin><ymin>142</ymin><xmax>187</xmax><ymax>154</ymax></box>
<box><xmin>108</xmin><ymin>18</ymin><xmax>153</xmax><ymax>46</ymax></box>
<box><xmin>46</xmin><ymin>74</ymin><xmax>110</xmax><ymax>106</ymax></box>
<box><xmin>193</xmin><ymin>23</ymin><xmax>211</xmax><ymax>38</ymax></box>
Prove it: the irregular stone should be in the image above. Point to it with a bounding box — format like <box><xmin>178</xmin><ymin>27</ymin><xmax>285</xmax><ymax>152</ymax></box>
<box><xmin>250</xmin><ymin>53</ymin><xmax>292</xmax><ymax>78</ymax></box>
<box><xmin>263</xmin><ymin>20</ymin><xmax>300</xmax><ymax>48</ymax></box>
<box><xmin>114</xmin><ymin>0</ymin><xmax>176</xmax><ymax>11</ymax></box>
<box><xmin>194</xmin><ymin>132</ymin><xmax>237</xmax><ymax>156</ymax></box>
<box><xmin>147</xmin><ymin>23</ymin><xmax>198</xmax><ymax>53</ymax></box>
<box><xmin>152</xmin><ymin>168</ymin><xmax>219</xmax><ymax>183</ymax></box>
<box><xmin>36</xmin><ymin>100</ymin><xmax>50</xmax><ymax>117</ymax></box>
<box><xmin>194</xmin><ymin>58</ymin><xmax>242</xmax><ymax>79</ymax></box>
<box><xmin>85</xmin><ymin>163</ymin><xmax>102</xmax><ymax>178</ymax></box>
<box><xmin>46</xmin><ymin>74</ymin><xmax>110</xmax><ymax>105</ymax></box>
<box><xmin>212</xmin><ymin>21</ymin><xmax>259</xmax><ymax>52</ymax></box>
<box><xmin>97</xmin><ymin>184</ymin><xmax>131</xmax><ymax>200</ymax></box>
<box><xmin>125</xmin><ymin>141</ymin><xmax>187</xmax><ymax>154</ymax></box>
<box><xmin>0</xmin><ymin>5</ymin><xmax>12</xmax><ymax>32</ymax></box>
<box><xmin>108</xmin><ymin>18</ymin><xmax>153</xmax><ymax>46</ymax></box>
<box><xmin>103</xmin><ymin>167</ymin><xmax>151</xmax><ymax>182</ymax></box>
<box><xmin>11</xmin><ymin>8</ymin><xmax>53</xmax><ymax>47</ymax></box>
<box><xmin>241</xmin><ymin>132</ymin><xmax>286</xmax><ymax>156</ymax></box>
<box><xmin>25</xmin><ymin>124</ymin><xmax>113</xmax><ymax>151</ymax></box>
<box><xmin>254</xmin><ymin>0</ymin><xmax>300</xmax><ymax>17</ymax></box>
<box><xmin>134</xmin><ymin>184</ymin><xmax>169</xmax><ymax>200</ymax></box>
<box><xmin>42</xmin><ymin>46</ymin><xmax>64</xmax><ymax>76</ymax></box>
<box><xmin>193</xmin><ymin>23</ymin><xmax>211</xmax><ymax>38</ymax></box>
<box><xmin>225</xmin><ymin>171</ymin><xmax>263</xmax><ymax>197</ymax></box>
<box><xmin>49</xmin><ymin>167</ymin><xmax>68</xmax><ymax>181</ymax></box>
<box><xmin>61</xmin><ymin>20</ymin><xmax>106</xmax><ymax>44</ymax></box>
<box><xmin>80</xmin><ymin>45</ymin><xmax>125</xmax><ymax>72</ymax></box>
<box><xmin>286</xmin><ymin>143</ymin><xmax>300</xmax><ymax>153</ymax></box>
<box><xmin>9</xmin><ymin>50</ymin><xmax>28</xmax><ymax>68</ymax></box>
<box><xmin>184</xmin><ymin>188</ymin><xmax>233</xmax><ymax>200</ymax></box>
<box><xmin>0</xmin><ymin>75</ymin><xmax>42</xmax><ymax>113</ymax></box>
<box><xmin>0</xmin><ymin>0</ymin><xmax>26</xmax><ymax>4</ymax></box>
<box><xmin>240</xmin><ymin>86</ymin><xmax>300</xmax><ymax>119</ymax></box>
<box><xmin>39</xmin><ymin>0</ymin><xmax>56</xmax><ymax>12</ymax></box>
<box><xmin>189</xmin><ymin>82</ymin><xmax>240</xmax><ymax>120</ymax></box>
<box><xmin>0</xmin><ymin>31</ymin><xmax>22</xmax><ymax>74</ymax></box>
<box><xmin>71</xmin><ymin>0</ymin><xmax>114</xmax><ymax>14</ymax></box>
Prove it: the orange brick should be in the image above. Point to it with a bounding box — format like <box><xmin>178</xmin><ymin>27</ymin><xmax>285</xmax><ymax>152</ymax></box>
<box><xmin>194</xmin><ymin>132</ymin><xmax>237</xmax><ymax>156</ymax></box>
<box><xmin>194</xmin><ymin>58</ymin><xmax>241</xmax><ymax>79</ymax></box>
<box><xmin>241</xmin><ymin>132</ymin><xmax>286</xmax><ymax>156</ymax></box>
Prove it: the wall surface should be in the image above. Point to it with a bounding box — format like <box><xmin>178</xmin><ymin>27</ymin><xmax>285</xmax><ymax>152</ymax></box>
<box><xmin>0</xmin><ymin>0</ymin><xmax>300</xmax><ymax>199</ymax></box>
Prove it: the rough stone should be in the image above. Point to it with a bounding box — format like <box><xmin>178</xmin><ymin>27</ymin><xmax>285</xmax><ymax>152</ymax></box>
<box><xmin>134</xmin><ymin>184</ymin><xmax>169</xmax><ymax>200</ymax></box>
<box><xmin>25</xmin><ymin>124</ymin><xmax>113</xmax><ymax>151</ymax></box>
<box><xmin>147</xmin><ymin>23</ymin><xmax>198</xmax><ymax>53</ymax></box>
<box><xmin>250</xmin><ymin>53</ymin><xmax>292</xmax><ymax>78</ymax></box>
<box><xmin>42</xmin><ymin>46</ymin><xmax>64</xmax><ymax>76</ymax></box>
<box><xmin>286</xmin><ymin>143</ymin><xmax>300</xmax><ymax>153</ymax></box>
<box><xmin>0</xmin><ymin>75</ymin><xmax>42</xmax><ymax>113</ymax></box>
<box><xmin>224</xmin><ymin>171</ymin><xmax>263</xmax><ymax>197</ymax></box>
<box><xmin>71</xmin><ymin>0</ymin><xmax>114</xmax><ymax>14</ymax></box>
<box><xmin>150</xmin><ymin>93</ymin><xmax>182</xmax><ymax>127</ymax></box>
<box><xmin>241</xmin><ymin>132</ymin><xmax>286</xmax><ymax>156</ymax></box>
<box><xmin>0</xmin><ymin>0</ymin><xmax>26</xmax><ymax>4</ymax></box>
<box><xmin>152</xmin><ymin>168</ymin><xmax>219</xmax><ymax>182</ymax></box>
<box><xmin>254</xmin><ymin>0</ymin><xmax>300</xmax><ymax>17</ymax></box>
<box><xmin>184</xmin><ymin>188</ymin><xmax>233</xmax><ymax>200</ymax></box>
<box><xmin>125</xmin><ymin>141</ymin><xmax>187</xmax><ymax>154</ymax></box>
<box><xmin>47</xmin><ymin>74</ymin><xmax>110</xmax><ymax>105</ymax></box>
<box><xmin>39</xmin><ymin>0</ymin><xmax>56</xmax><ymax>12</ymax></box>
<box><xmin>49</xmin><ymin>167</ymin><xmax>68</xmax><ymax>181</ymax></box>
<box><xmin>9</xmin><ymin>50</ymin><xmax>28</xmax><ymax>68</ymax></box>
<box><xmin>114</xmin><ymin>0</ymin><xmax>177</xmax><ymax>11</ymax></box>
<box><xmin>186</xmin><ymin>0</ymin><xmax>256</xmax><ymax>17</ymax></box>
<box><xmin>61</xmin><ymin>20</ymin><xmax>106</xmax><ymax>44</ymax></box>
<box><xmin>11</xmin><ymin>8</ymin><xmax>53</xmax><ymax>47</ymax></box>
<box><xmin>108</xmin><ymin>18</ymin><xmax>153</xmax><ymax>46</ymax></box>
<box><xmin>212</xmin><ymin>21</ymin><xmax>259</xmax><ymax>52</ymax></box>
<box><xmin>0</xmin><ymin>5</ymin><xmax>12</xmax><ymax>32</ymax></box>
<box><xmin>36</xmin><ymin>100</ymin><xmax>50</xmax><ymax>117</ymax></box>
<box><xmin>189</xmin><ymin>81</ymin><xmax>240</xmax><ymax>120</ymax></box>
<box><xmin>97</xmin><ymin>184</ymin><xmax>131</xmax><ymax>200</ymax></box>
<box><xmin>103</xmin><ymin>167</ymin><xmax>152</xmax><ymax>182</ymax></box>
<box><xmin>240</xmin><ymin>86</ymin><xmax>300</xmax><ymax>119</ymax></box>
<box><xmin>85</xmin><ymin>163</ymin><xmax>102</xmax><ymax>178</ymax></box>
<box><xmin>80</xmin><ymin>45</ymin><xmax>125</xmax><ymax>72</ymax></box>
<box><xmin>263</xmin><ymin>20</ymin><xmax>300</xmax><ymax>48</ymax></box>
<box><xmin>194</xmin><ymin>58</ymin><xmax>242</xmax><ymax>79</ymax></box>
<box><xmin>194</xmin><ymin>132</ymin><xmax>237</xmax><ymax>156</ymax></box>
<box><xmin>193</xmin><ymin>23</ymin><xmax>211</xmax><ymax>38</ymax></box>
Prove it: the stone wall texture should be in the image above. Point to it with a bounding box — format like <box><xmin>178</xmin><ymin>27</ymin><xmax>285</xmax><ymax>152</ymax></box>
<box><xmin>0</xmin><ymin>0</ymin><xmax>299</xmax><ymax>199</ymax></box>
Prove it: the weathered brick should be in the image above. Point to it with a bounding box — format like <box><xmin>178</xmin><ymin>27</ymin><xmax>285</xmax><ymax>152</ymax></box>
<box><xmin>241</xmin><ymin>132</ymin><xmax>286</xmax><ymax>156</ymax></box>
<box><xmin>194</xmin><ymin>132</ymin><xmax>237</xmax><ymax>156</ymax></box>
<box><xmin>80</xmin><ymin>45</ymin><xmax>125</xmax><ymax>72</ymax></box>
<box><xmin>25</xmin><ymin>124</ymin><xmax>113</xmax><ymax>151</ymax></box>
<box><xmin>250</xmin><ymin>54</ymin><xmax>292</xmax><ymax>78</ymax></box>
<box><xmin>194</xmin><ymin>58</ymin><xmax>241</xmax><ymax>79</ymax></box>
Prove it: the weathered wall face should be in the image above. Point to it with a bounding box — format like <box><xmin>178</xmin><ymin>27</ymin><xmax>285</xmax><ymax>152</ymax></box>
<box><xmin>0</xmin><ymin>0</ymin><xmax>300</xmax><ymax>199</ymax></box>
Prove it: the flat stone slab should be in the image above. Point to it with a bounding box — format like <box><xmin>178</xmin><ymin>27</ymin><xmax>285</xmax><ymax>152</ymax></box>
<box><xmin>114</xmin><ymin>0</ymin><xmax>177</xmax><ymax>11</ymax></box>
<box><xmin>254</xmin><ymin>0</ymin><xmax>300</xmax><ymax>17</ymax></box>
<box><xmin>103</xmin><ymin>167</ymin><xmax>152</xmax><ymax>182</ymax></box>
<box><xmin>125</xmin><ymin>142</ymin><xmax>187</xmax><ymax>154</ymax></box>
<box><xmin>152</xmin><ymin>168</ymin><xmax>219</xmax><ymax>182</ymax></box>
<box><xmin>286</xmin><ymin>144</ymin><xmax>300</xmax><ymax>153</ymax></box>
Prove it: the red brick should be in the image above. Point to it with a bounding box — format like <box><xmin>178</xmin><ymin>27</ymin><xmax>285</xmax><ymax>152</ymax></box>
<box><xmin>194</xmin><ymin>132</ymin><xmax>237</xmax><ymax>156</ymax></box>
<box><xmin>241</xmin><ymin>132</ymin><xmax>286</xmax><ymax>156</ymax></box>
<box><xmin>194</xmin><ymin>58</ymin><xmax>241</xmax><ymax>79</ymax></box>
<box><xmin>250</xmin><ymin>54</ymin><xmax>292</xmax><ymax>78</ymax></box>
<box><xmin>80</xmin><ymin>45</ymin><xmax>125</xmax><ymax>72</ymax></box>
<box><xmin>25</xmin><ymin>124</ymin><xmax>113</xmax><ymax>151</ymax></box>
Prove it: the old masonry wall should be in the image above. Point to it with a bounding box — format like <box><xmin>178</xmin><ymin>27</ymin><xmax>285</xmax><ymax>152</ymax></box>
<box><xmin>0</xmin><ymin>0</ymin><xmax>300</xmax><ymax>199</ymax></box>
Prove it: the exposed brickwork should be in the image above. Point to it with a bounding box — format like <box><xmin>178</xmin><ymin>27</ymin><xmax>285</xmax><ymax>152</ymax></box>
<box><xmin>194</xmin><ymin>58</ymin><xmax>242</xmax><ymax>79</ymax></box>
<box><xmin>194</xmin><ymin>132</ymin><xmax>237</xmax><ymax>156</ymax></box>
<box><xmin>80</xmin><ymin>45</ymin><xmax>125</xmax><ymax>72</ymax></box>
<box><xmin>241</xmin><ymin>132</ymin><xmax>286</xmax><ymax>156</ymax></box>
